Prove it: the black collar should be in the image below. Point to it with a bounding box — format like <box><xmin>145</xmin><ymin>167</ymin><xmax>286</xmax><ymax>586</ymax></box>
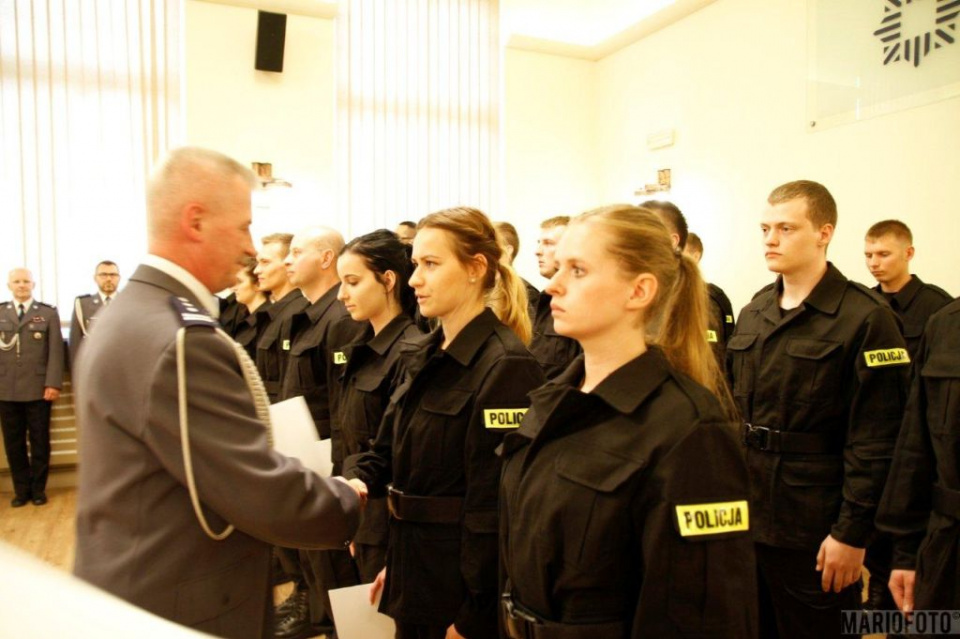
<box><xmin>305</xmin><ymin>283</ymin><xmax>341</xmax><ymax>322</ymax></box>
<box><xmin>367</xmin><ymin>314</ymin><xmax>415</xmax><ymax>356</ymax></box>
<box><xmin>874</xmin><ymin>275</ymin><xmax>923</xmax><ymax>310</ymax></box>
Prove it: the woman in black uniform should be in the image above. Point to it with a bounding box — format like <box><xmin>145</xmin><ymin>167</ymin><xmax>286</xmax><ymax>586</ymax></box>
<box><xmin>499</xmin><ymin>205</ymin><xmax>757</xmax><ymax>639</ymax></box>
<box><xmin>344</xmin><ymin>207</ymin><xmax>545</xmax><ymax>639</ymax></box>
<box><xmin>230</xmin><ymin>256</ymin><xmax>270</xmax><ymax>358</ymax></box>
<box><xmin>336</xmin><ymin>229</ymin><xmax>423</xmax><ymax>583</ymax></box>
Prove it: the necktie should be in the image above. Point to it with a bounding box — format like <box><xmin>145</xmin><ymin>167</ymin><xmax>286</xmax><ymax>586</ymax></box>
<box><xmin>104</xmin><ymin>297</ymin><xmax>111</xmax><ymax>306</ymax></box>
<box><xmin>17</xmin><ymin>304</ymin><xmax>24</xmax><ymax>320</ymax></box>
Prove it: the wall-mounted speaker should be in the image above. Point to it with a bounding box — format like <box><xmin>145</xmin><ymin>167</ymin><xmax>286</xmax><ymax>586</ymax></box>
<box><xmin>255</xmin><ymin>11</ymin><xmax>287</xmax><ymax>73</ymax></box>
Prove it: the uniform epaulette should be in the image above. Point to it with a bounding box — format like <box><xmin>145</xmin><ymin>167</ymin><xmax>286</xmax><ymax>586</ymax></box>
<box><xmin>848</xmin><ymin>281</ymin><xmax>888</xmax><ymax>306</ymax></box>
<box><xmin>76</xmin><ymin>293</ymin><xmax>93</xmax><ymax>299</ymax></box>
<box><xmin>34</xmin><ymin>301</ymin><xmax>56</xmax><ymax>310</ymax></box>
<box><xmin>923</xmin><ymin>282</ymin><xmax>953</xmax><ymax>301</ymax></box>
<box><xmin>170</xmin><ymin>296</ymin><xmax>218</xmax><ymax>328</ymax></box>
<box><xmin>751</xmin><ymin>282</ymin><xmax>777</xmax><ymax>301</ymax></box>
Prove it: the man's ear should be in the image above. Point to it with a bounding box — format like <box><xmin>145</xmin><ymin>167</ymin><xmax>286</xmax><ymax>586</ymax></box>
<box><xmin>817</xmin><ymin>223</ymin><xmax>834</xmax><ymax>247</ymax></box>
<box><xmin>181</xmin><ymin>203</ymin><xmax>205</xmax><ymax>242</ymax></box>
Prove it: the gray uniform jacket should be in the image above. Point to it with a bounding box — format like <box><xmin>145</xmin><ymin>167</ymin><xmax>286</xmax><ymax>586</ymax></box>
<box><xmin>72</xmin><ymin>265</ymin><xmax>360</xmax><ymax>639</ymax></box>
<box><xmin>0</xmin><ymin>300</ymin><xmax>64</xmax><ymax>401</ymax></box>
<box><xmin>68</xmin><ymin>293</ymin><xmax>107</xmax><ymax>367</ymax></box>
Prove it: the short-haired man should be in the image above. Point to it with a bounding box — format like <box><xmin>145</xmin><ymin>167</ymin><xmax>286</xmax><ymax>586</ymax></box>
<box><xmin>728</xmin><ymin>180</ymin><xmax>910</xmax><ymax>638</ymax></box>
<box><xmin>72</xmin><ymin>147</ymin><xmax>361</xmax><ymax>637</ymax></box>
<box><xmin>395</xmin><ymin>221</ymin><xmax>417</xmax><ymax>245</ymax></box>
<box><xmin>494</xmin><ymin>220</ymin><xmax>540</xmax><ymax>316</ymax></box>
<box><xmin>0</xmin><ymin>268</ymin><xmax>64</xmax><ymax>507</ymax></box>
<box><xmin>274</xmin><ymin>226</ymin><xmax>366</xmax><ymax>639</ymax></box>
<box><xmin>68</xmin><ymin>261</ymin><xmax>121</xmax><ymax>368</ymax></box>
<box><xmin>864</xmin><ymin>219</ymin><xmax>951</xmax><ymax>359</ymax></box>
<box><xmin>684</xmin><ymin>231</ymin><xmax>736</xmax><ymax>368</ymax></box>
<box><xmin>861</xmin><ymin>220</ymin><xmax>952</xmax><ymax>613</ymax></box>
<box><xmin>877</xmin><ymin>298</ymin><xmax>960</xmax><ymax>615</ymax></box>
<box><xmin>254</xmin><ymin>233</ymin><xmax>309</xmax><ymax>403</ymax></box>
<box><xmin>528</xmin><ymin>216</ymin><xmax>581</xmax><ymax>379</ymax></box>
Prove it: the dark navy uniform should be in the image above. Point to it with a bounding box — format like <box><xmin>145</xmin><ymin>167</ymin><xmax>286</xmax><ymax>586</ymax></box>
<box><xmin>68</xmin><ymin>293</ymin><xmax>112</xmax><ymax>367</ymax></box>
<box><xmin>522</xmin><ymin>278</ymin><xmax>539</xmax><ymax>322</ymax></box>
<box><xmin>866</xmin><ymin>275</ymin><xmax>949</xmax><ymax>610</ymax></box>
<box><xmin>876</xmin><ymin>299</ymin><xmax>960</xmax><ymax>610</ymax></box>
<box><xmin>874</xmin><ymin>275</ymin><xmax>951</xmax><ymax>359</ymax></box>
<box><xmin>528</xmin><ymin>292</ymin><xmax>581</xmax><ymax>380</ymax></box>
<box><xmin>337</xmin><ymin>314</ymin><xmax>422</xmax><ymax>582</ymax></box>
<box><xmin>707</xmin><ymin>282</ymin><xmax>735</xmax><ymax>369</ymax></box>
<box><xmin>218</xmin><ymin>292</ymin><xmax>248</xmax><ymax>337</ymax></box>
<box><xmin>727</xmin><ymin>263</ymin><xmax>910</xmax><ymax>637</ymax></box>
<box><xmin>344</xmin><ymin>308</ymin><xmax>545</xmax><ymax>638</ymax></box>
<box><xmin>0</xmin><ymin>300</ymin><xmax>65</xmax><ymax>502</ymax></box>
<box><xmin>278</xmin><ymin>283</ymin><xmax>366</xmax><ymax>633</ymax></box>
<box><xmin>500</xmin><ymin>348</ymin><xmax>757</xmax><ymax>639</ymax></box>
<box><xmin>255</xmin><ymin>289</ymin><xmax>309</xmax><ymax>403</ymax></box>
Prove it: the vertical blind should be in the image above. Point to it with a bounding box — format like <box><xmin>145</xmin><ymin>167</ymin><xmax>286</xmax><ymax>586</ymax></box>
<box><xmin>0</xmin><ymin>0</ymin><xmax>180</xmax><ymax>308</ymax></box>
<box><xmin>336</xmin><ymin>0</ymin><xmax>501</xmax><ymax>235</ymax></box>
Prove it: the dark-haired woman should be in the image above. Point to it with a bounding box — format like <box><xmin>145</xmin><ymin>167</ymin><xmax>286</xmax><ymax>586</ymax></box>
<box><xmin>230</xmin><ymin>256</ymin><xmax>271</xmax><ymax>359</ymax></box>
<box><xmin>336</xmin><ymin>230</ymin><xmax>423</xmax><ymax>583</ymax></box>
<box><xmin>344</xmin><ymin>208</ymin><xmax>545</xmax><ymax>639</ymax></box>
<box><xmin>499</xmin><ymin>205</ymin><xmax>757</xmax><ymax>638</ymax></box>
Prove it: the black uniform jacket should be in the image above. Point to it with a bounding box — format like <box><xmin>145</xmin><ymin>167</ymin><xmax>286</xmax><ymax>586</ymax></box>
<box><xmin>233</xmin><ymin>303</ymin><xmax>271</xmax><ymax>361</ymax></box>
<box><xmin>707</xmin><ymin>282</ymin><xmax>735</xmax><ymax>369</ymax></box>
<box><xmin>528</xmin><ymin>291</ymin><xmax>581</xmax><ymax>380</ymax></box>
<box><xmin>219</xmin><ymin>293</ymin><xmax>248</xmax><ymax>337</ymax></box>
<box><xmin>727</xmin><ymin>263</ymin><xmax>910</xmax><ymax>550</ymax></box>
<box><xmin>876</xmin><ymin>299</ymin><xmax>960</xmax><ymax>608</ymax></box>
<box><xmin>874</xmin><ymin>275</ymin><xmax>951</xmax><ymax>359</ymax></box>
<box><xmin>344</xmin><ymin>308</ymin><xmax>545</xmax><ymax>637</ymax></box>
<box><xmin>338</xmin><ymin>314</ymin><xmax>422</xmax><ymax>547</ymax></box>
<box><xmin>499</xmin><ymin>348</ymin><xmax>757</xmax><ymax>639</ymax></box>
<box><xmin>255</xmin><ymin>289</ymin><xmax>309</xmax><ymax>402</ymax></box>
<box><xmin>279</xmin><ymin>284</ymin><xmax>366</xmax><ymax>447</ymax></box>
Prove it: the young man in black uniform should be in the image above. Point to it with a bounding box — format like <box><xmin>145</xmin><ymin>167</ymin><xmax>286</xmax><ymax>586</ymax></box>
<box><xmin>876</xmin><ymin>299</ymin><xmax>960</xmax><ymax>614</ymax></box>
<box><xmin>861</xmin><ymin>219</ymin><xmax>952</xmax><ymax>613</ymax></box>
<box><xmin>528</xmin><ymin>216</ymin><xmax>581</xmax><ymax>379</ymax></box>
<box><xmin>864</xmin><ymin>220</ymin><xmax>952</xmax><ymax>359</ymax></box>
<box><xmin>727</xmin><ymin>180</ymin><xmax>910</xmax><ymax>638</ymax></box>
<box><xmin>276</xmin><ymin>226</ymin><xmax>367</xmax><ymax>639</ymax></box>
<box><xmin>685</xmin><ymin>231</ymin><xmax>736</xmax><ymax>368</ymax></box>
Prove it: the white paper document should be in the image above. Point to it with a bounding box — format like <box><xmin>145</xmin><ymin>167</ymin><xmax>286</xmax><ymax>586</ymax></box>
<box><xmin>328</xmin><ymin>583</ymin><xmax>395</xmax><ymax>639</ymax></box>
<box><xmin>269</xmin><ymin>396</ymin><xmax>333</xmax><ymax>477</ymax></box>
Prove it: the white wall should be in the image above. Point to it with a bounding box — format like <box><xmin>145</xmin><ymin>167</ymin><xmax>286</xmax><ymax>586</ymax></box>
<box><xmin>185</xmin><ymin>1</ymin><xmax>339</xmax><ymax>242</ymax></box>
<box><xmin>595</xmin><ymin>0</ymin><xmax>960</xmax><ymax>312</ymax></box>
<box><xmin>502</xmin><ymin>49</ymin><xmax>599</xmax><ymax>286</ymax></box>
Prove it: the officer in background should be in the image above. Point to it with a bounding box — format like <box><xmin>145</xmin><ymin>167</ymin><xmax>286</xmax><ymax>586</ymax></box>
<box><xmin>727</xmin><ymin>180</ymin><xmax>910</xmax><ymax>638</ymax></box>
<box><xmin>275</xmin><ymin>226</ymin><xmax>367</xmax><ymax>639</ymax></box>
<box><xmin>528</xmin><ymin>216</ymin><xmax>581</xmax><ymax>379</ymax></box>
<box><xmin>0</xmin><ymin>268</ymin><xmax>64</xmax><ymax>508</ymax></box>
<box><xmin>685</xmin><ymin>232</ymin><xmax>736</xmax><ymax>367</ymax></box>
<box><xmin>254</xmin><ymin>233</ymin><xmax>309</xmax><ymax>403</ymax></box>
<box><xmin>230</xmin><ymin>256</ymin><xmax>270</xmax><ymax>359</ymax></box>
<box><xmin>68</xmin><ymin>260</ymin><xmax>120</xmax><ymax>368</ymax></box>
<box><xmin>864</xmin><ymin>219</ymin><xmax>952</xmax><ymax>359</ymax></box>
<box><xmin>494</xmin><ymin>221</ymin><xmax>540</xmax><ymax>318</ymax></box>
<box><xmin>861</xmin><ymin>219</ymin><xmax>952</xmax><ymax>614</ymax></box>
<box><xmin>876</xmin><ymin>299</ymin><xmax>960</xmax><ymax>613</ymax></box>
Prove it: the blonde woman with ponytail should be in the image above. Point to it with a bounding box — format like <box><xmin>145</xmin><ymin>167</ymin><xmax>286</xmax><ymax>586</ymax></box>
<box><xmin>498</xmin><ymin>205</ymin><xmax>757</xmax><ymax>639</ymax></box>
<box><xmin>343</xmin><ymin>207</ymin><xmax>545</xmax><ymax>639</ymax></box>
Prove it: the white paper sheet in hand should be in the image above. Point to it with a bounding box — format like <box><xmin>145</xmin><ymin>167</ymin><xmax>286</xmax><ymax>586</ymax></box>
<box><xmin>269</xmin><ymin>396</ymin><xmax>333</xmax><ymax>477</ymax></box>
<box><xmin>329</xmin><ymin>583</ymin><xmax>395</xmax><ymax>639</ymax></box>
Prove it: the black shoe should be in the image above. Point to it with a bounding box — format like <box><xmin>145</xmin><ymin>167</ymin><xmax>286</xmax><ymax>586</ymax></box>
<box><xmin>32</xmin><ymin>494</ymin><xmax>47</xmax><ymax>506</ymax></box>
<box><xmin>11</xmin><ymin>497</ymin><xmax>28</xmax><ymax>508</ymax></box>
<box><xmin>274</xmin><ymin>591</ymin><xmax>311</xmax><ymax>639</ymax></box>
<box><xmin>275</xmin><ymin>586</ymin><xmax>306</xmax><ymax>617</ymax></box>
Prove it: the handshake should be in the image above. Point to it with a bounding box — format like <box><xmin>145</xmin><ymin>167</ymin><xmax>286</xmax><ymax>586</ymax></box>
<box><xmin>334</xmin><ymin>476</ymin><xmax>369</xmax><ymax>508</ymax></box>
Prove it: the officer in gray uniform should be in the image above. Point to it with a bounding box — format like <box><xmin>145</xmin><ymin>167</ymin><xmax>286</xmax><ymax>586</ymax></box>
<box><xmin>68</xmin><ymin>260</ymin><xmax>120</xmax><ymax>368</ymax></box>
<box><xmin>72</xmin><ymin>147</ymin><xmax>362</xmax><ymax>639</ymax></box>
<box><xmin>0</xmin><ymin>268</ymin><xmax>64</xmax><ymax>507</ymax></box>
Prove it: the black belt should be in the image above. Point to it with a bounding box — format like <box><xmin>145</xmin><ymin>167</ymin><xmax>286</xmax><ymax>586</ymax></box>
<box><xmin>933</xmin><ymin>485</ymin><xmax>960</xmax><ymax>519</ymax></box>
<box><xmin>386</xmin><ymin>485</ymin><xmax>462</xmax><ymax>524</ymax></box>
<box><xmin>501</xmin><ymin>593</ymin><xmax>625</xmax><ymax>639</ymax></box>
<box><xmin>742</xmin><ymin>423</ymin><xmax>841</xmax><ymax>454</ymax></box>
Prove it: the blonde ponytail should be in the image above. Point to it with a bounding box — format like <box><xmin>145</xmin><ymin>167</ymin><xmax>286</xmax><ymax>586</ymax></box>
<box><xmin>489</xmin><ymin>262</ymin><xmax>532</xmax><ymax>344</ymax></box>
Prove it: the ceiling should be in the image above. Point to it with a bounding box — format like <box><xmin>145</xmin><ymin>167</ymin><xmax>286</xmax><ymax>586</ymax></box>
<box><xmin>198</xmin><ymin>0</ymin><xmax>716</xmax><ymax>60</ymax></box>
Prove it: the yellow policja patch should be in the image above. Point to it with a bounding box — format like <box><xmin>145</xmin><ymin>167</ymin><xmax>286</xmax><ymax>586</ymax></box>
<box><xmin>483</xmin><ymin>408</ymin><xmax>527</xmax><ymax>429</ymax></box>
<box><xmin>333</xmin><ymin>351</ymin><xmax>347</xmax><ymax>364</ymax></box>
<box><xmin>676</xmin><ymin>500</ymin><xmax>749</xmax><ymax>537</ymax></box>
<box><xmin>706</xmin><ymin>330</ymin><xmax>718</xmax><ymax>343</ymax></box>
<box><xmin>282</xmin><ymin>339</ymin><xmax>291</xmax><ymax>351</ymax></box>
<box><xmin>863</xmin><ymin>348</ymin><xmax>909</xmax><ymax>367</ymax></box>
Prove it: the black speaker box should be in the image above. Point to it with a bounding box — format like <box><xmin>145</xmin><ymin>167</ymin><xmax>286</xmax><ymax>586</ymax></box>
<box><xmin>255</xmin><ymin>11</ymin><xmax>286</xmax><ymax>73</ymax></box>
